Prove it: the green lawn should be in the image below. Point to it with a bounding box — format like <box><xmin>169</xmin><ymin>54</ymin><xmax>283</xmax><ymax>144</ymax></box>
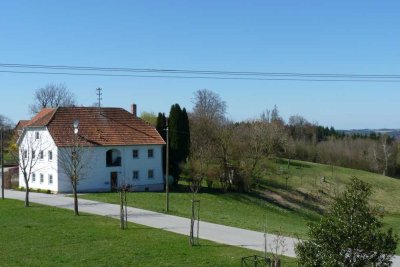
<box><xmin>0</xmin><ymin>199</ymin><xmax>297</xmax><ymax>267</ymax></box>
<box><xmin>82</xmin><ymin>190</ymin><xmax>319</xmax><ymax>238</ymax></box>
<box><xmin>82</xmin><ymin>159</ymin><xmax>400</xmax><ymax>254</ymax></box>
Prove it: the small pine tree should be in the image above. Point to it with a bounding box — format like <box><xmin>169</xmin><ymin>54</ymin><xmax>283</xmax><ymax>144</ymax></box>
<box><xmin>296</xmin><ymin>177</ymin><xmax>398</xmax><ymax>266</ymax></box>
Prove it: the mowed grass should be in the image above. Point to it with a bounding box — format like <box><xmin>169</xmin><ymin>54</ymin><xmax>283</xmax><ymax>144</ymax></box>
<box><xmin>82</xmin><ymin>159</ymin><xmax>400</xmax><ymax>254</ymax></box>
<box><xmin>83</xmin><ymin>190</ymin><xmax>319</xmax><ymax>238</ymax></box>
<box><xmin>0</xmin><ymin>199</ymin><xmax>297</xmax><ymax>267</ymax></box>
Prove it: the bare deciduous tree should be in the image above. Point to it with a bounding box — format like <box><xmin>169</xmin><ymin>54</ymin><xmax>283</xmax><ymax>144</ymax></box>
<box><xmin>192</xmin><ymin>89</ymin><xmax>226</xmax><ymax>123</ymax></box>
<box><xmin>372</xmin><ymin>135</ymin><xmax>392</xmax><ymax>176</ymax></box>
<box><xmin>9</xmin><ymin>131</ymin><xmax>47</xmax><ymax>207</ymax></box>
<box><xmin>0</xmin><ymin>115</ymin><xmax>13</xmax><ymax>128</ymax></box>
<box><xmin>30</xmin><ymin>84</ymin><xmax>76</xmax><ymax>114</ymax></box>
<box><xmin>118</xmin><ymin>183</ymin><xmax>130</xmax><ymax>230</ymax></box>
<box><xmin>58</xmin><ymin>130</ymin><xmax>91</xmax><ymax>216</ymax></box>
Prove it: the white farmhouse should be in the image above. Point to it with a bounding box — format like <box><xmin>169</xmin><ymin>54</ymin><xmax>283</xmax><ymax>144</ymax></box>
<box><xmin>17</xmin><ymin>106</ymin><xmax>165</xmax><ymax>193</ymax></box>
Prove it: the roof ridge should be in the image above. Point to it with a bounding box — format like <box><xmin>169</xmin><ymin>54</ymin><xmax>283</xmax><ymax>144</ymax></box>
<box><xmin>46</xmin><ymin>107</ymin><xmax>59</xmax><ymax>126</ymax></box>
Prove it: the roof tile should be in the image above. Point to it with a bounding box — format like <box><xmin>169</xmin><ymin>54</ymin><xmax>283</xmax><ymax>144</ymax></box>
<box><xmin>25</xmin><ymin>107</ymin><xmax>165</xmax><ymax>147</ymax></box>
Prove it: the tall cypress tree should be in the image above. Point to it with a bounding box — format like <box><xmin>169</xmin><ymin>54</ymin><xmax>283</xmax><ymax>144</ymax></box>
<box><xmin>181</xmin><ymin>108</ymin><xmax>190</xmax><ymax>161</ymax></box>
<box><xmin>169</xmin><ymin>104</ymin><xmax>182</xmax><ymax>180</ymax></box>
<box><xmin>167</xmin><ymin>104</ymin><xmax>192</xmax><ymax>183</ymax></box>
<box><xmin>156</xmin><ymin>112</ymin><xmax>167</xmax><ymax>141</ymax></box>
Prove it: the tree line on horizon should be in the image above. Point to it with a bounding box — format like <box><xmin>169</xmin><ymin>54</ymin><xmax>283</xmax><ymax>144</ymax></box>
<box><xmin>148</xmin><ymin>89</ymin><xmax>400</xmax><ymax>191</ymax></box>
<box><xmin>1</xmin><ymin>85</ymin><xmax>399</xmax><ymax>191</ymax></box>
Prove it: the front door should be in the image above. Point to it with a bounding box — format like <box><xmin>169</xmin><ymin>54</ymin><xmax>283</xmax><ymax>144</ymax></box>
<box><xmin>110</xmin><ymin>172</ymin><xmax>118</xmax><ymax>191</ymax></box>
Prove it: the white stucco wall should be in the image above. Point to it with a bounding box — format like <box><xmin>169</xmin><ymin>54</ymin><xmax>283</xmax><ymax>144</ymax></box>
<box><xmin>19</xmin><ymin>128</ymin><xmax>164</xmax><ymax>193</ymax></box>
<box><xmin>18</xmin><ymin>128</ymin><xmax>58</xmax><ymax>191</ymax></box>
<box><xmin>57</xmin><ymin>144</ymin><xmax>164</xmax><ymax>193</ymax></box>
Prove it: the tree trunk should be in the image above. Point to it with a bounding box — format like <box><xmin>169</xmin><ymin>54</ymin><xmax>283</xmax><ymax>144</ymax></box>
<box><xmin>25</xmin><ymin>187</ymin><xmax>29</xmax><ymax>207</ymax></box>
<box><xmin>120</xmin><ymin>191</ymin><xmax>124</xmax><ymax>229</ymax></box>
<box><xmin>273</xmin><ymin>259</ymin><xmax>281</xmax><ymax>267</ymax></box>
<box><xmin>73</xmin><ymin>184</ymin><xmax>79</xmax><ymax>216</ymax></box>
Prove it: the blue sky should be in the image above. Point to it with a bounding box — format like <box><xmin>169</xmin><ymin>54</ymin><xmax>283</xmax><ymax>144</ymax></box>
<box><xmin>1</xmin><ymin>1</ymin><xmax>399</xmax><ymax>129</ymax></box>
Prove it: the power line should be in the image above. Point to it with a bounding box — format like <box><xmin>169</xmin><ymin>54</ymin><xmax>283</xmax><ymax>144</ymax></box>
<box><xmin>1</xmin><ymin>63</ymin><xmax>400</xmax><ymax>78</ymax></box>
<box><xmin>1</xmin><ymin>69</ymin><xmax>400</xmax><ymax>83</ymax></box>
<box><xmin>1</xmin><ymin>63</ymin><xmax>400</xmax><ymax>82</ymax></box>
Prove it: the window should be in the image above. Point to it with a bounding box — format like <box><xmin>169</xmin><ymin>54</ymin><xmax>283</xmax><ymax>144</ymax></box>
<box><xmin>132</xmin><ymin>170</ymin><xmax>139</xmax><ymax>180</ymax></box>
<box><xmin>148</xmin><ymin>169</ymin><xmax>154</xmax><ymax>179</ymax></box>
<box><xmin>48</xmin><ymin>174</ymin><xmax>53</xmax><ymax>185</ymax></box>
<box><xmin>23</xmin><ymin>150</ymin><xmax>28</xmax><ymax>159</ymax></box>
<box><xmin>39</xmin><ymin>150</ymin><xmax>44</xmax><ymax>160</ymax></box>
<box><xmin>148</xmin><ymin>149</ymin><xmax>154</xmax><ymax>158</ymax></box>
<box><xmin>32</xmin><ymin>150</ymin><xmax>36</xmax><ymax>159</ymax></box>
<box><xmin>32</xmin><ymin>173</ymin><xmax>36</xmax><ymax>182</ymax></box>
<box><xmin>132</xmin><ymin>149</ymin><xmax>139</xmax><ymax>158</ymax></box>
<box><xmin>106</xmin><ymin>149</ymin><xmax>122</xmax><ymax>167</ymax></box>
<box><xmin>48</xmin><ymin>151</ymin><xmax>53</xmax><ymax>161</ymax></box>
<box><xmin>35</xmin><ymin>132</ymin><xmax>39</xmax><ymax>139</ymax></box>
<box><xmin>40</xmin><ymin>173</ymin><xmax>44</xmax><ymax>184</ymax></box>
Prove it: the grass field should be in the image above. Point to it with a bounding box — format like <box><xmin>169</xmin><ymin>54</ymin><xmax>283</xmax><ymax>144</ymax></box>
<box><xmin>82</xmin><ymin>159</ymin><xmax>400</xmax><ymax>254</ymax></box>
<box><xmin>0</xmin><ymin>199</ymin><xmax>297</xmax><ymax>267</ymax></box>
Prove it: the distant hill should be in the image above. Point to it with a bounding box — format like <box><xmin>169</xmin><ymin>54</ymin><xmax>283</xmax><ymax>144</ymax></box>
<box><xmin>340</xmin><ymin>129</ymin><xmax>400</xmax><ymax>139</ymax></box>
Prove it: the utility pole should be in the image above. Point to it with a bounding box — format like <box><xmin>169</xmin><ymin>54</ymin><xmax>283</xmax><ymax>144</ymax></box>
<box><xmin>1</xmin><ymin>127</ymin><xmax>4</xmax><ymax>200</ymax></box>
<box><xmin>165</xmin><ymin>119</ymin><xmax>169</xmax><ymax>212</ymax></box>
<box><xmin>96</xmin><ymin>87</ymin><xmax>103</xmax><ymax>108</ymax></box>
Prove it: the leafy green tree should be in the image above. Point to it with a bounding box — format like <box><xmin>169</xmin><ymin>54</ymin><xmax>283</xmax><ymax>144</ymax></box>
<box><xmin>296</xmin><ymin>177</ymin><xmax>398</xmax><ymax>267</ymax></box>
<box><xmin>140</xmin><ymin>111</ymin><xmax>157</xmax><ymax>126</ymax></box>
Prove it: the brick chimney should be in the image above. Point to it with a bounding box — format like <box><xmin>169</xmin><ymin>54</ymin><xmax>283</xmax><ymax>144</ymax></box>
<box><xmin>131</xmin><ymin>103</ymin><xmax>137</xmax><ymax>117</ymax></box>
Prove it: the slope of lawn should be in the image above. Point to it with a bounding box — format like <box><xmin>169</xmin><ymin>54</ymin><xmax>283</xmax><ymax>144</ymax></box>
<box><xmin>82</xmin><ymin>189</ymin><xmax>319</xmax><ymax>238</ymax></box>
<box><xmin>82</xmin><ymin>159</ymin><xmax>400</xmax><ymax>254</ymax></box>
<box><xmin>0</xmin><ymin>199</ymin><xmax>296</xmax><ymax>267</ymax></box>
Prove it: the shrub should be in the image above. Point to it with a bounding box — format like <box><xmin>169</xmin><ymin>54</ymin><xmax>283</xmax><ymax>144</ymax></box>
<box><xmin>296</xmin><ymin>177</ymin><xmax>398</xmax><ymax>266</ymax></box>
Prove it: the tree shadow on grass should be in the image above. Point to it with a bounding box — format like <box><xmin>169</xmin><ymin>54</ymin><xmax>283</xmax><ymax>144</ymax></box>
<box><xmin>275</xmin><ymin>158</ymin><xmax>312</xmax><ymax>169</ymax></box>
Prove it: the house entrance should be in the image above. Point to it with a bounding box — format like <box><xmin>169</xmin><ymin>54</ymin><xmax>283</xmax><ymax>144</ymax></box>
<box><xmin>110</xmin><ymin>172</ymin><xmax>118</xmax><ymax>191</ymax></box>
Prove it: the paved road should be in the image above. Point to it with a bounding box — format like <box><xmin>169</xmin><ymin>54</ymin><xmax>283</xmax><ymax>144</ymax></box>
<box><xmin>4</xmin><ymin>189</ymin><xmax>400</xmax><ymax>266</ymax></box>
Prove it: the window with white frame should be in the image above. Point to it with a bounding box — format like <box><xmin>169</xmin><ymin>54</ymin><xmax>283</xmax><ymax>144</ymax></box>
<box><xmin>35</xmin><ymin>132</ymin><xmax>39</xmax><ymax>139</ymax></box>
<box><xmin>132</xmin><ymin>170</ymin><xmax>139</xmax><ymax>180</ymax></box>
<box><xmin>48</xmin><ymin>150</ymin><xmax>53</xmax><ymax>161</ymax></box>
<box><xmin>132</xmin><ymin>149</ymin><xmax>139</xmax><ymax>158</ymax></box>
<box><xmin>39</xmin><ymin>150</ymin><xmax>44</xmax><ymax>160</ymax></box>
<box><xmin>32</xmin><ymin>150</ymin><xmax>36</xmax><ymax>159</ymax></box>
<box><xmin>23</xmin><ymin>150</ymin><xmax>28</xmax><ymax>159</ymax></box>
<box><xmin>32</xmin><ymin>173</ymin><xmax>36</xmax><ymax>182</ymax></box>
<box><xmin>148</xmin><ymin>149</ymin><xmax>154</xmax><ymax>158</ymax></box>
<box><xmin>40</xmin><ymin>173</ymin><xmax>44</xmax><ymax>184</ymax></box>
<box><xmin>48</xmin><ymin>174</ymin><xmax>53</xmax><ymax>185</ymax></box>
<box><xmin>148</xmin><ymin>169</ymin><xmax>154</xmax><ymax>179</ymax></box>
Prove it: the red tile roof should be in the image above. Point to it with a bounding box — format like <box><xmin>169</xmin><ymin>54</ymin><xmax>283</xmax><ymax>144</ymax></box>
<box><xmin>15</xmin><ymin>120</ymin><xmax>30</xmax><ymax>132</ymax></box>
<box><xmin>24</xmin><ymin>107</ymin><xmax>165</xmax><ymax>147</ymax></box>
<box><xmin>26</xmin><ymin>108</ymin><xmax>57</xmax><ymax>127</ymax></box>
